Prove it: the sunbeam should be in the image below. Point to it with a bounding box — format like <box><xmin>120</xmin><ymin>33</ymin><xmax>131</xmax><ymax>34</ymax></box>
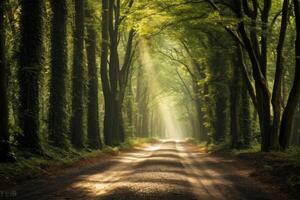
<box><xmin>139</xmin><ymin>39</ymin><xmax>184</xmax><ymax>139</ymax></box>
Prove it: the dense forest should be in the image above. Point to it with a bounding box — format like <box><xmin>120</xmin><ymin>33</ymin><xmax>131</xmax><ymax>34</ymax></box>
<box><xmin>1</xmin><ymin>0</ymin><xmax>300</xmax><ymax>199</ymax></box>
<box><xmin>0</xmin><ymin>0</ymin><xmax>300</xmax><ymax>161</ymax></box>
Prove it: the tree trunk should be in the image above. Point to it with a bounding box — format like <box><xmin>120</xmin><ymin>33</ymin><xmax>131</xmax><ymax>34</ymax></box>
<box><xmin>241</xmin><ymin>80</ymin><xmax>252</xmax><ymax>147</ymax></box>
<box><xmin>5</xmin><ymin>1</ymin><xmax>19</xmax><ymax>127</ymax></box>
<box><xmin>86</xmin><ymin>4</ymin><xmax>101</xmax><ymax>149</ymax></box>
<box><xmin>117</xmin><ymin>29</ymin><xmax>135</xmax><ymax>143</ymax></box>
<box><xmin>107</xmin><ymin>0</ymin><xmax>121</xmax><ymax>145</ymax></box>
<box><xmin>185</xmin><ymin>104</ymin><xmax>197</xmax><ymax>139</ymax></box>
<box><xmin>235</xmin><ymin>0</ymin><xmax>272</xmax><ymax>151</ymax></box>
<box><xmin>214</xmin><ymin>94</ymin><xmax>227</xmax><ymax>142</ymax></box>
<box><xmin>102</xmin><ymin>0</ymin><xmax>134</xmax><ymax>145</ymax></box>
<box><xmin>236</xmin><ymin>44</ymin><xmax>252</xmax><ymax>147</ymax></box>
<box><xmin>125</xmin><ymin>77</ymin><xmax>134</xmax><ymax>137</ymax></box>
<box><xmin>71</xmin><ymin>0</ymin><xmax>85</xmax><ymax>149</ymax></box>
<box><xmin>291</xmin><ymin>104</ymin><xmax>300</xmax><ymax>145</ymax></box>
<box><xmin>0</xmin><ymin>1</ymin><xmax>12</xmax><ymax>162</ymax></box>
<box><xmin>233</xmin><ymin>36</ymin><xmax>271</xmax><ymax>151</ymax></box>
<box><xmin>48</xmin><ymin>0</ymin><xmax>69</xmax><ymax>147</ymax></box>
<box><xmin>139</xmin><ymin>85</ymin><xmax>149</xmax><ymax>138</ymax></box>
<box><xmin>118</xmin><ymin>105</ymin><xmax>125</xmax><ymax>142</ymax></box>
<box><xmin>100</xmin><ymin>0</ymin><xmax>112</xmax><ymax>145</ymax></box>
<box><xmin>240</xmin><ymin>24</ymin><xmax>272</xmax><ymax>151</ymax></box>
<box><xmin>208</xmin><ymin>48</ymin><xmax>228</xmax><ymax>143</ymax></box>
<box><xmin>230</xmin><ymin>53</ymin><xmax>242</xmax><ymax>148</ymax></box>
<box><xmin>271</xmin><ymin>0</ymin><xmax>290</xmax><ymax>150</ymax></box>
<box><xmin>191</xmin><ymin>79</ymin><xmax>205</xmax><ymax>140</ymax></box>
<box><xmin>135</xmin><ymin>64</ymin><xmax>143</xmax><ymax>137</ymax></box>
<box><xmin>260</xmin><ymin>0</ymin><xmax>272</xmax><ymax>77</ymax></box>
<box><xmin>18</xmin><ymin>0</ymin><xmax>43</xmax><ymax>153</ymax></box>
<box><xmin>279</xmin><ymin>0</ymin><xmax>300</xmax><ymax>149</ymax></box>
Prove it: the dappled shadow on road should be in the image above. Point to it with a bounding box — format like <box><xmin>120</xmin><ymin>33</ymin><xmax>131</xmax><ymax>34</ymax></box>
<box><xmin>182</xmin><ymin>143</ymin><xmax>273</xmax><ymax>200</ymax></box>
<box><xmin>14</xmin><ymin>159</ymin><xmax>120</xmax><ymax>200</ymax></box>
<box><xmin>94</xmin><ymin>144</ymin><xmax>197</xmax><ymax>200</ymax></box>
<box><xmin>15</xmin><ymin>142</ymin><xmax>197</xmax><ymax>200</ymax></box>
<box><xmin>13</xmin><ymin>141</ymin><xmax>276</xmax><ymax>200</ymax></box>
<box><xmin>13</xmin><ymin>147</ymin><xmax>158</xmax><ymax>200</ymax></box>
<box><xmin>192</xmin><ymin>158</ymin><xmax>272</xmax><ymax>200</ymax></box>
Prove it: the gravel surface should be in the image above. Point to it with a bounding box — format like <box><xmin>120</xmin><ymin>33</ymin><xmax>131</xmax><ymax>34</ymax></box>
<box><xmin>11</xmin><ymin>141</ymin><xmax>278</xmax><ymax>200</ymax></box>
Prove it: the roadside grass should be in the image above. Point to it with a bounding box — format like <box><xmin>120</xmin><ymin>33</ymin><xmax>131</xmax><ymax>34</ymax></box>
<box><xmin>0</xmin><ymin>147</ymin><xmax>103</xmax><ymax>185</ymax></box>
<box><xmin>201</xmin><ymin>140</ymin><xmax>300</xmax><ymax>196</ymax></box>
<box><xmin>207</xmin><ymin>141</ymin><xmax>261</xmax><ymax>154</ymax></box>
<box><xmin>0</xmin><ymin>137</ymin><xmax>158</xmax><ymax>187</ymax></box>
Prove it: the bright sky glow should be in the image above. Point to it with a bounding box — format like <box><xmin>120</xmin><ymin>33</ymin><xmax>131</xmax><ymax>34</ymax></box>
<box><xmin>139</xmin><ymin>39</ymin><xmax>184</xmax><ymax>139</ymax></box>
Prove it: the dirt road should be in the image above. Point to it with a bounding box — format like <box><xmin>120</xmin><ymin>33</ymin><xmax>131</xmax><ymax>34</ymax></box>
<box><xmin>12</xmin><ymin>141</ymin><xmax>277</xmax><ymax>200</ymax></box>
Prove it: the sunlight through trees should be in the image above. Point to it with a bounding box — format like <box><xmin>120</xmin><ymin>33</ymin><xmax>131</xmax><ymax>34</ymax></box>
<box><xmin>0</xmin><ymin>0</ymin><xmax>300</xmax><ymax>161</ymax></box>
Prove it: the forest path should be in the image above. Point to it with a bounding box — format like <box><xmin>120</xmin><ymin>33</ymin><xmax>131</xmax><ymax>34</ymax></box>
<box><xmin>13</xmin><ymin>141</ymin><xmax>276</xmax><ymax>200</ymax></box>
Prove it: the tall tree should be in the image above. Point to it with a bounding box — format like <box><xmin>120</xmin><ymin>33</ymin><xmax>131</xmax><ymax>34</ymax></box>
<box><xmin>0</xmin><ymin>1</ymin><xmax>12</xmax><ymax>162</ymax></box>
<box><xmin>48</xmin><ymin>0</ymin><xmax>69</xmax><ymax>147</ymax></box>
<box><xmin>271</xmin><ymin>0</ymin><xmax>290</xmax><ymax>148</ymax></box>
<box><xmin>85</xmin><ymin>1</ymin><xmax>101</xmax><ymax>149</ymax></box>
<box><xmin>100</xmin><ymin>0</ymin><xmax>111</xmax><ymax>145</ymax></box>
<box><xmin>18</xmin><ymin>0</ymin><xmax>43</xmax><ymax>153</ymax></box>
<box><xmin>106</xmin><ymin>0</ymin><xmax>123</xmax><ymax>144</ymax></box>
<box><xmin>206</xmin><ymin>0</ymin><xmax>294</xmax><ymax>151</ymax></box>
<box><xmin>279</xmin><ymin>0</ymin><xmax>300</xmax><ymax>149</ymax></box>
<box><xmin>181</xmin><ymin>41</ymin><xmax>207</xmax><ymax>140</ymax></box>
<box><xmin>101</xmin><ymin>0</ymin><xmax>135</xmax><ymax>146</ymax></box>
<box><xmin>234</xmin><ymin>0</ymin><xmax>273</xmax><ymax>151</ymax></box>
<box><xmin>230</xmin><ymin>49</ymin><xmax>242</xmax><ymax>148</ymax></box>
<box><xmin>214</xmin><ymin>93</ymin><xmax>228</xmax><ymax>142</ymax></box>
<box><xmin>71</xmin><ymin>0</ymin><xmax>85</xmax><ymax>148</ymax></box>
<box><xmin>135</xmin><ymin>63</ymin><xmax>143</xmax><ymax>138</ymax></box>
<box><xmin>207</xmin><ymin>35</ymin><xmax>229</xmax><ymax>143</ymax></box>
<box><xmin>241</xmin><ymin>79</ymin><xmax>252</xmax><ymax>147</ymax></box>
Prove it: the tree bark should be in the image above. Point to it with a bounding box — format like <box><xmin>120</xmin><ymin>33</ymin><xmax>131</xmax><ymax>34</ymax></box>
<box><xmin>100</xmin><ymin>0</ymin><xmax>112</xmax><ymax>145</ymax></box>
<box><xmin>207</xmin><ymin>39</ymin><xmax>229</xmax><ymax>143</ymax></box>
<box><xmin>86</xmin><ymin>3</ymin><xmax>102</xmax><ymax>149</ymax></box>
<box><xmin>279</xmin><ymin>0</ymin><xmax>300</xmax><ymax>149</ymax></box>
<box><xmin>271</xmin><ymin>0</ymin><xmax>290</xmax><ymax>150</ymax></box>
<box><xmin>214</xmin><ymin>95</ymin><xmax>227</xmax><ymax>142</ymax></box>
<box><xmin>101</xmin><ymin>0</ymin><xmax>135</xmax><ymax>145</ymax></box>
<box><xmin>260</xmin><ymin>0</ymin><xmax>272</xmax><ymax>77</ymax></box>
<box><xmin>135</xmin><ymin>64</ymin><xmax>143</xmax><ymax>137</ymax></box>
<box><xmin>241</xmin><ymin>79</ymin><xmax>252</xmax><ymax>147</ymax></box>
<box><xmin>291</xmin><ymin>104</ymin><xmax>300</xmax><ymax>145</ymax></box>
<box><xmin>230</xmin><ymin>51</ymin><xmax>242</xmax><ymax>148</ymax></box>
<box><xmin>48</xmin><ymin>0</ymin><xmax>69</xmax><ymax>147</ymax></box>
<box><xmin>191</xmin><ymin>79</ymin><xmax>204</xmax><ymax>140</ymax></box>
<box><xmin>234</xmin><ymin>0</ymin><xmax>272</xmax><ymax>151</ymax></box>
<box><xmin>71</xmin><ymin>0</ymin><xmax>85</xmax><ymax>148</ymax></box>
<box><xmin>18</xmin><ymin>0</ymin><xmax>43</xmax><ymax>153</ymax></box>
<box><xmin>107</xmin><ymin>0</ymin><xmax>122</xmax><ymax>145</ymax></box>
<box><xmin>125</xmin><ymin>76</ymin><xmax>134</xmax><ymax>137</ymax></box>
<box><xmin>141</xmin><ymin>93</ymin><xmax>149</xmax><ymax>137</ymax></box>
<box><xmin>0</xmin><ymin>1</ymin><xmax>12</xmax><ymax>162</ymax></box>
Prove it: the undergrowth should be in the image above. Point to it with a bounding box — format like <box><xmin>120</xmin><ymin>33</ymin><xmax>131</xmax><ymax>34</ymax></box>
<box><xmin>201</xmin><ymin>140</ymin><xmax>300</xmax><ymax>194</ymax></box>
<box><xmin>207</xmin><ymin>141</ymin><xmax>261</xmax><ymax>155</ymax></box>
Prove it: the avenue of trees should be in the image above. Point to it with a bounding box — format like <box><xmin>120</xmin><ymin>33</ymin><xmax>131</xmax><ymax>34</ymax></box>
<box><xmin>0</xmin><ymin>0</ymin><xmax>300</xmax><ymax>162</ymax></box>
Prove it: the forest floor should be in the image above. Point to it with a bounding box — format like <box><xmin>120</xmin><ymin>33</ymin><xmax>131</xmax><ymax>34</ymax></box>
<box><xmin>210</xmin><ymin>146</ymin><xmax>300</xmax><ymax>200</ymax></box>
<box><xmin>0</xmin><ymin>140</ymin><xmax>291</xmax><ymax>200</ymax></box>
<box><xmin>203</xmin><ymin>141</ymin><xmax>300</xmax><ymax>200</ymax></box>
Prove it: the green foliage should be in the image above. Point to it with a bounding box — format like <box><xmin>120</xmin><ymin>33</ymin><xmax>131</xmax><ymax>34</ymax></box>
<box><xmin>1</xmin><ymin>0</ymin><xmax>300</xmax><ymax>166</ymax></box>
<box><xmin>0</xmin><ymin>147</ymin><xmax>101</xmax><ymax>184</ymax></box>
<box><xmin>205</xmin><ymin>139</ymin><xmax>261</xmax><ymax>154</ymax></box>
